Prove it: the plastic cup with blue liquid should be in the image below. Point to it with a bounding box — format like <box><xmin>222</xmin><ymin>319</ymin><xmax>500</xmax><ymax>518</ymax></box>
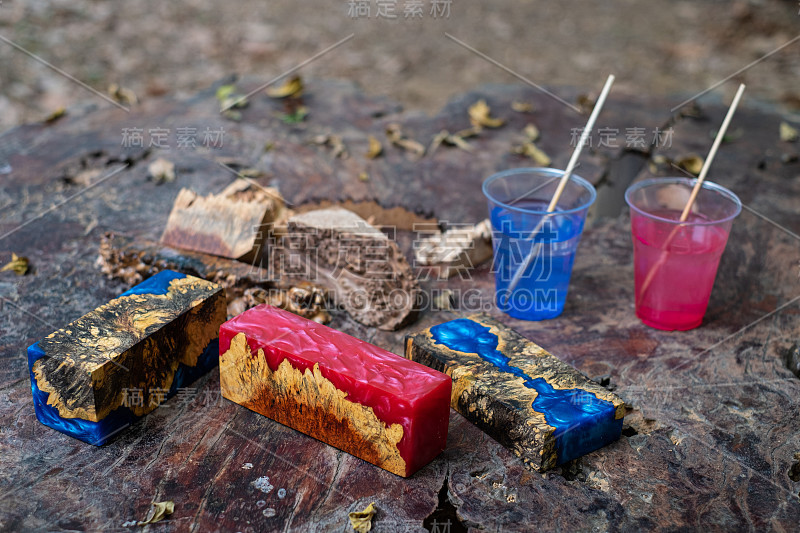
<box><xmin>482</xmin><ymin>167</ymin><xmax>597</xmax><ymax>320</ymax></box>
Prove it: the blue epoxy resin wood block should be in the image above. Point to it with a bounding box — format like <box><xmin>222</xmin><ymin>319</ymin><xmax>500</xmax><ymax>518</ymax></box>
<box><xmin>27</xmin><ymin>270</ymin><xmax>226</xmax><ymax>445</ymax></box>
<box><xmin>405</xmin><ymin>314</ymin><xmax>625</xmax><ymax>471</ymax></box>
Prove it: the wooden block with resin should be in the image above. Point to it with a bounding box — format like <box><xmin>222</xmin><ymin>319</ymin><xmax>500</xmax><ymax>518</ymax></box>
<box><xmin>219</xmin><ymin>304</ymin><xmax>452</xmax><ymax>477</ymax></box>
<box><xmin>405</xmin><ymin>314</ymin><xmax>625</xmax><ymax>471</ymax></box>
<box><xmin>27</xmin><ymin>270</ymin><xmax>226</xmax><ymax>445</ymax></box>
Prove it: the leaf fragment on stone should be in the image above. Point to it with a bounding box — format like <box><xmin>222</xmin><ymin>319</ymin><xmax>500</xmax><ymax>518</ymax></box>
<box><xmin>429</xmin><ymin>129</ymin><xmax>474</xmax><ymax>153</ymax></box>
<box><xmin>523</xmin><ymin>123</ymin><xmax>540</xmax><ymax>142</ymax></box>
<box><xmin>44</xmin><ymin>107</ymin><xmax>66</xmax><ymax>124</ymax></box>
<box><xmin>108</xmin><ymin>84</ymin><xmax>138</xmax><ymax>105</ymax></box>
<box><xmin>511</xmin><ymin>101</ymin><xmax>534</xmax><ymax>113</ymax></box>
<box><xmin>280</xmin><ymin>106</ymin><xmax>309</xmax><ymax>124</ymax></box>
<box><xmin>349</xmin><ymin>502</ymin><xmax>377</xmax><ymax>533</ymax></box>
<box><xmin>513</xmin><ymin>142</ymin><xmax>551</xmax><ymax>166</ymax></box>
<box><xmin>366</xmin><ymin>135</ymin><xmax>383</xmax><ymax>159</ymax></box>
<box><xmin>385</xmin><ymin>124</ymin><xmax>425</xmax><ymax>158</ymax></box>
<box><xmin>267</xmin><ymin>75</ymin><xmax>303</xmax><ymax>99</ymax></box>
<box><xmin>677</xmin><ymin>154</ymin><xmax>704</xmax><ymax>175</ymax></box>
<box><xmin>135</xmin><ymin>501</ymin><xmax>174</xmax><ymax>526</ymax></box>
<box><xmin>780</xmin><ymin>121</ymin><xmax>799</xmax><ymax>142</ymax></box>
<box><xmin>468</xmin><ymin>99</ymin><xmax>504</xmax><ymax>128</ymax></box>
<box><xmin>1</xmin><ymin>253</ymin><xmax>29</xmax><ymax>276</ymax></box>
<box><xmin>148</xmin><ymin>157</ymin><xmax>176</xmax><ymax>184</ymax></box>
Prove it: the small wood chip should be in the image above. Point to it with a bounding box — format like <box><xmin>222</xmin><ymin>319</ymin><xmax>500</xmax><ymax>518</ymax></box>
<box><xmin>366</xmin><ymin>135</ymin><xmax>383</xmax><ymax>159</ymax></box>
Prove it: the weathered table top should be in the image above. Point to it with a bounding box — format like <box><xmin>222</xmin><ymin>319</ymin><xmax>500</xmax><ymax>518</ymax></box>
<box><xmin>1</xmin><ymin>79</ymin><xmax>799</xmax><ymax>532</ymax></box>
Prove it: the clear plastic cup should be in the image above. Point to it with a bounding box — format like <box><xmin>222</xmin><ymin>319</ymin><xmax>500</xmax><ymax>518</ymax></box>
<box><xmin>624</xmin><ymin>177</ymin><xmax>742</xmax><ymax>330</ymax></box>
<box><xmin>482</xmin><ymin>168</ymin><xmax>596</xmax><ymax>320</ymax></box>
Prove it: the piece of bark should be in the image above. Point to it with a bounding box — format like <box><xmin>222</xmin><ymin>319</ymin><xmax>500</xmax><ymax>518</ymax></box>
<box><xmin>405</xmin><ymin>314</ymin><xmax>625</xmax><ymax>471</ymax></box>
<box><xmin>97</xmin><ymin>232</ymin><xmax>330</xmax><ymax>322</ymax></box>
<box><xmin>274</xmin><ymin>207</ymin><xmax>420</xmax><ymax>330</ymax></box>
<box><xmin>219</xmin><ymin>305</ymin><xmax>452</xmax><ymax>477</ymax></box>
<box><xmin>414</xmin><ymin>218</ymin><xmax>493</xmax><ymax>279</ymax></box>
<box><xmin>28</xmin><ymin>270</ymin><xmax>226</xmax><ymax>445</ymax></box>
<box><xmin>160</xmin><ymin>181</ymin><xmax>285</xmax><ymax>262</ymax></box>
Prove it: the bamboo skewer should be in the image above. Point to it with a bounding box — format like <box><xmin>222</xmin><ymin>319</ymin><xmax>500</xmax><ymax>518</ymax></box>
<box><xmin>637</xmin><ymin>83</ymin><xmax>746</xmax><ymax>301</ymax></box>
<box><xmin>504</xmin><ymin>74</ymin><xmax>615</xmax><ymax>297</ymax></box>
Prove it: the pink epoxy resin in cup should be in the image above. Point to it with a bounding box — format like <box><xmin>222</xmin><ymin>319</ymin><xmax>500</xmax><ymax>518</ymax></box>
<box><xmin>624</xmin><ymin>178</ymin><xmax>742</xmax><ymax>331</ymax></box>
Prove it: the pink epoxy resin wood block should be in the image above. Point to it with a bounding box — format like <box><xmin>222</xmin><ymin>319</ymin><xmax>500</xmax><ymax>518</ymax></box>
<box><xmin>218</xmin><ymin>305</ymin><xmax>452</xmax><ymax>477</ymax></box>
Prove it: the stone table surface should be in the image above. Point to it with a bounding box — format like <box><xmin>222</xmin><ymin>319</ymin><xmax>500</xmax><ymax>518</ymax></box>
<box><xmin>1</xmin><ymin>79</ymin><xmax>799</xmax><ymax>532</ymax></box>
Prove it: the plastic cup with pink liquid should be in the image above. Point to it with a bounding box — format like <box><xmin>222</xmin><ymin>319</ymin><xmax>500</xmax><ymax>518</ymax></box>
<box><xmin>624</xmin><ymin>177</ymin><xmax>742</xmax><ymax>331</ymax></box>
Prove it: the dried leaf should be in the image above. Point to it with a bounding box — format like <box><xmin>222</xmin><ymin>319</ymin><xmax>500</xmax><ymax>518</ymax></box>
<box><xmin>523</xmin><ymin>123</ymin><xmax>540</xmax><ymax>142</ymax></box>
<box><xmin>329</xmin><ymin>135</ymin><xmax>348</xmax><ymax>159</ymax></box>
<box><xmin>216</xmin><ymin>84</ymin><xmax>236</xmax><ymax>101</ymax></box>
<box><xmin>349</xmin><ymin>502</ymin><xmax>377</xmax><ymax>533</ymax></box>
<box><xmin>385</xmin><ymin>124</ymin><xmax>425</xmax><ymax>158</ymax></box>
<box><xmin>576</xmin><ymin>94</ymin><xmax>594</xmax><ymax>115</ymax></box>
<box><xmin>1</xmin><ymin>253</ymin><xmax>29</xmax><ymax>276</ymax></box>
<box><xmin>511</xmin><ymin>101</ymin><xmax>534</xmax><ymax>113</ymax></box>
<box><xmin>108</xmin><ymin>84</ymin><xmax>138</xmax><ymax>105</ymax></box>
<box><xmin>513</xmin><ymin>142</ymin><xmax>551</xmax><ymax>166</ymax></box>
<box><xmin>468</xmin><ymin>99</ymin><xmax>504</xmax><ymax>128</ymax></box>
<box><xmin>366</xmin><ymin>136</ymin><xmax>383</xmax><ymax>159</ymax></box>
<box><xmin>780</xmin><ymin>121</ymin><xmax>799</xmax><ymax>142</ymax></box>
<box><xmin>358</xmin><ymin>172</ymin><xmax>369</xmax><ymax>182</ymax></box>
<box><xmin>44</xmin><ymin>107</ymin><xmax>66</xmax><ymax>124</ymax></box>
<box><xmin>267</xmin><ymin>75</ymin><xmax>303</xmax><ymax>99</ymax></box>
<box><xmin>280</xmin><ymin>106</ymin><xmax>308</xmax><ymax>124</ymax></box>
<box><xmin>648</xmin><ymin>154</ymin><xmax>669</xmax><ymax>174</ymax></box>
<box><xmin>677</xmin><ymin>154</ymin><xmax>704</xmax><ymax>175</ymax></box>
<box><xmin>429</xmin><ymin>130</ymin><xmax>474</xmax><ymax>153</ymax></box>
<box><xmin>223</xmin><ymin>109</ymin><xmax>242</xmax><ymax>121</ymax></box>
<box><xmin>137</xmin><ymin>501</ymin><xmax>174</xmax><ymax>526</ymax></box>
<box><xmin>148</xmin><ymin>158</ymin><xmax>176</xmax><ymax>184</ymax></box>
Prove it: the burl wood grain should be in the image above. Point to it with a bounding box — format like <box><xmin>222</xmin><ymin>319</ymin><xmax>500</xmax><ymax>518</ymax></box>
<box><xmin>220</xmin><ymin>332</ymin><xmax>407</xmax><ymax>476</ymax></box>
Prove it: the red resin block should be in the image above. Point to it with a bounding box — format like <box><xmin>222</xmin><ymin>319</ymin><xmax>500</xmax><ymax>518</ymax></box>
<box><xmin>219</xmin><ymin>305</ymin><xmax>452</xmax><ymax>477</ymax></box>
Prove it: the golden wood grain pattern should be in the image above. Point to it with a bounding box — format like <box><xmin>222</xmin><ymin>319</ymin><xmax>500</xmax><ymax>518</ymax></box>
<box><xmin>33</xmin><ymin>275</ymin><xmax>225</xmax><ymax>421</ymax></box>
<box><xmin>418</xmin><ymin>316</ymin><xmax>625</xmax><ymax>420</ymax></box>
<box><xmin>220</xmin><ymin>332</ymin><xmax>408</xmax><ymax>476</ymax></box>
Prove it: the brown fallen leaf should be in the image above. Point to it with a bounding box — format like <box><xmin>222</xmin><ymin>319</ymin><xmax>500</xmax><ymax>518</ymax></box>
<box><xmin>576</xmin><ymin>93</ymin><xmax>594</xmax><ymax>115</ymax></box>
<box><xmin>148</xmin><ymin>158</ymin><xmax>176</xmax><ymax>184</ymax></box>
<box><xmin>1</xmin><ymin>253</ymin><xmax>29</xmax><ymax>276</ymax></box>
<box><xmin>429</xmin><ymin>129</ymin><xmax>474</xmax><ymax>153</ymax></box>
<box><xmin>780</xmin><ymin>121</ymin><xmax>799</xmax><ymax>142</ymax></box>
<box><xmin>511</xmin><ymin>100</ymin><xmax>534</xmax><ymax>113</ymax></box>
<box><xmin>468</xmin><ymin>99</ymin><xmax>504</xmax><ymax>128</ymax></box>
<box><xmin>311</xmin><ymin>134</ymin><xmax>348</xmax><ymax>158</ymax></box>
<box><xmin>136</xmin><ymin>501</ymin><xmax>174</xmax><ymax>526</ymax></box>
<box><xmin>349</xmin><ymin>502</ymin><xmax>377</xmax><ymax>533</ymax></box>
<box><xmin>523</xmin><ymin>123</ymin><xmax>540</xmax><ymax>142</ymax></box>
<box><xmin>366</xmin><ymin>135</ymin><xmax>383</xmax><ymax>159</ymax></box>
<box><xmin>385</xmin><ymin>124</ymin><xmax>425</xmax><ymax>158</ymax></box>
<box><xmin>513</xmin><ymin>142</ymin><xmax>551</xmax><ymax>166</ymax></box>
<box><xmin>44</xmin><ymin>107</ymin><xmax>66</xmax><ymax>124</ymax></box>
<box><xmin>358</xmin><ymin>172</ymin><xmax>369</xmax><ymax>182</ymax></box>
<box><xmin>108</xmin><ymin>84</ymin><xmax>138</xmax><ymax>106</ymax></box>
<box><xmin>677</xmin><ymin>154</ymin><xmax>704</xmax><ymax>175</ymax></box>
<box><xmin>267</xmin><ymin>75</ymin><xmax>303</xmax><ymax>99</ymax></box>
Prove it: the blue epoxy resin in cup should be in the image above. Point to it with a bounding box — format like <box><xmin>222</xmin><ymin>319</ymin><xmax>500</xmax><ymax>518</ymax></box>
<box><xmin>482</xmin><ymin>168</ymin><xmax>596</xmax><ymax>320</ymax></box>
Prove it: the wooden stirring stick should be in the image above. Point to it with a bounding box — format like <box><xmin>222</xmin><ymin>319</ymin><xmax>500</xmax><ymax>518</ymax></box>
<box><xmin>637</xmin><ymin>83</ymin><xmax>746</xmax><ymax>300</ymax></box>
<box><xmin>505</xmin><ymin>74</ymin><xmax>615</xmax><ymax>297</ymax></box>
